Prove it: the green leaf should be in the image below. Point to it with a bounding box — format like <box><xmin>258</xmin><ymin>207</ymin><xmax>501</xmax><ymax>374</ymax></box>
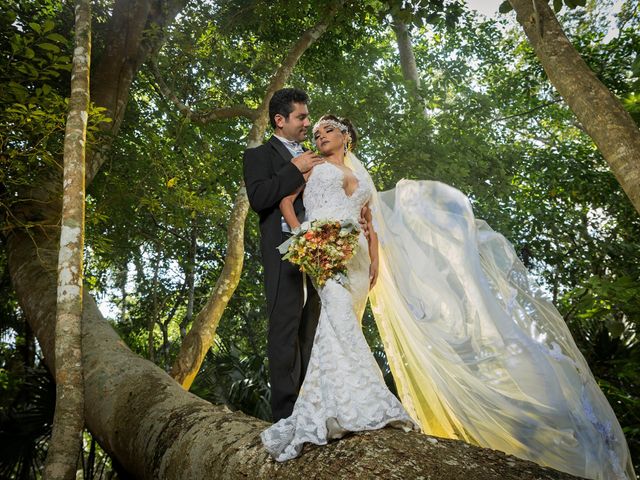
<box><xmin>15</xmin><ymin>63</ymin><xmax>38</xmax><ymax>78</ymax></box>
<box><xmin>10</xmin><ymin>38</ymin><xmax>20</xmax><ymax>54</ymax></box>
<box><xmin>46</xmin><ymin>33</ymin><xmax>67</xmax><ymax>44</ymax></box>
<box><xmin>24</xmin><ymin>47</ymin><xmax>35</xmax><ymax>59</ymax></box>
<box><xmin>6</xmin><ymin>102</ymin><xmax>28</xmax><ymax>111</ymax></box>
<box><xmin>37</xmin><ymin>43</ymin><xmax>61</xmax><ymax>53</ymax></box>
<box><xmin>28</xmin><ymin>22</ymin><xmax>41</xmax><ymax>34</ymax></box>
<box><xmin>7</xmin><ymin>82</ymin><xmax>28</xmax><ymax>101</ymax></box>
<box><xmin>553</xmin><ymin>0</ymin><xmax>563</xmax><ymax>12</ymax></box>
<box><xmin>43</xmin><ymin>20</ymin><xmax>55</xmax><ymax>33</ymax></box>
<box><xmin>8</xmin><ymin>81</ymin><xmax>26</xmax><ymax>91</ymax></box>
<box><xmin>498</xmin><ymin>1</ymin><xmax>513</xmax><ymax>14</ymax></box>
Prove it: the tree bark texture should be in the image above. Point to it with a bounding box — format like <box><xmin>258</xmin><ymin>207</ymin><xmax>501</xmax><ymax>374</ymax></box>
<box><xmin>170</xmin><ymin>0</ymin><xmax>346</xmax><ymax>389</ymax></box>
<box><xmin>509</xmin><ymin>0</ymin><xmax>640</xmax><ymax>216</ymax></box>
<box><xmin>43</xmin><ymin>1</ymin><xmax>90</xmax><ymax>478</ymax></box>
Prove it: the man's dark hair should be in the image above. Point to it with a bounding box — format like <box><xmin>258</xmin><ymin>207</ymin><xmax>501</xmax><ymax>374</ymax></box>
<box><xmin>268</xmin><ymin>88</ymin><xmax>309</xmax><ymax>129</ymax></box>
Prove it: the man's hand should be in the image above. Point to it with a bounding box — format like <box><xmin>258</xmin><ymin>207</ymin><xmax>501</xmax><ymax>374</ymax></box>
<box><xmin>292</xmin><ymin>150</ymin><xmax>324</xmax><ymax>175</ymax></box>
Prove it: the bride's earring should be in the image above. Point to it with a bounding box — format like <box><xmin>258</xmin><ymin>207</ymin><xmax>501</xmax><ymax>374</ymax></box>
<box><xmin>343</xmin><ymin>136</ymin><xmax>351</xmax><ymax>154</ymax></box>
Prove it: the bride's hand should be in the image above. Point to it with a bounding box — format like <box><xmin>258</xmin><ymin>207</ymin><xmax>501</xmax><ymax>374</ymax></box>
<box><xmin>359</xmin><ymin>205</ymin><xmax>370</xmax><ymax>239</ymax></box>
<box><xmin>369</xmin><ymin>260</ymin><xmax>379</xmax><ymax>289</ymax></box>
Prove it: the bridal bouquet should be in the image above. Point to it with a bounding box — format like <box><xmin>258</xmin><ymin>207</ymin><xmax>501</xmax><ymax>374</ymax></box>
<box><xmin>277</xmin><ymin>219</ymin><xmax>360</xmax><ymax>286</ymax></box>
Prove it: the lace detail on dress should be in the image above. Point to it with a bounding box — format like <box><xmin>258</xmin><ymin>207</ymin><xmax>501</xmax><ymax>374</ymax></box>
<box><xmin>261</xmin><ymin>162</ymin><xmax>418</xmax><ymax>461</ymax></box>
<box><xmin>303</xmin><ymin>162</ymin><xmax>371</xmax><ymax>224</ymax></box>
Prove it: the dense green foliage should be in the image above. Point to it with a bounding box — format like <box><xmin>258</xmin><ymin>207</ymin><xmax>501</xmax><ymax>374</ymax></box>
<box><xmin>1</xmin><ymin>0</ymin><xmax>638</xmax><ymax>477</ymax></box>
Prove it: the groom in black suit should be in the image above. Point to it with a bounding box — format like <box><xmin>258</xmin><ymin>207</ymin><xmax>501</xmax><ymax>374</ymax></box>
<box><xmin>243</xmin><ymin>88</ymin><xmax>324</xmax><ymax>421</ymax></box>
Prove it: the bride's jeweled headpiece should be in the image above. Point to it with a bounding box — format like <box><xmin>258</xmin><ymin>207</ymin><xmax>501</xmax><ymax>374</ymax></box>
<box><xmin>312</xmin><ymin>118</ymin><xmax>353</xmax><ymax>151</ymax></box>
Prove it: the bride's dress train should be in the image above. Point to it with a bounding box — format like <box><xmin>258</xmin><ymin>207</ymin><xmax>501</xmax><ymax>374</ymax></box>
<box><xmin>261</xmin><ymin>161</ymin><xmax>418</xmax><ymax>462</ymax></box>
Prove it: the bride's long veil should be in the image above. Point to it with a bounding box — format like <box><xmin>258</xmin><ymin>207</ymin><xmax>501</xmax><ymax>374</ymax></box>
<box><xmin>345</xmin><ymin>152</ymin><xmax>635</xmax><ymax>480</ymax></box>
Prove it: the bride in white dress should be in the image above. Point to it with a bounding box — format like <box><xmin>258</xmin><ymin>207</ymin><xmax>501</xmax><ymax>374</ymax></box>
<box><xmin>261</xmin><ymin>115</ymin><xmax>636</xmax><ymax>480</ymax></box>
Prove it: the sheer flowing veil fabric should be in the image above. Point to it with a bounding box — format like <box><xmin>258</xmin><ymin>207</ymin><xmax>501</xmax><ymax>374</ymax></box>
<box><xmin>345</xmin><ymin>152</ymin><xmax>635</xmax><ymax>480</ymax></box>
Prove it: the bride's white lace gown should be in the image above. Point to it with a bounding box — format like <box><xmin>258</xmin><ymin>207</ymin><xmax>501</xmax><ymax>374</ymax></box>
<box><xmin>261</xmin><ymin>161</ymin><xmax>418</xmax><ymax>462</ymax></box>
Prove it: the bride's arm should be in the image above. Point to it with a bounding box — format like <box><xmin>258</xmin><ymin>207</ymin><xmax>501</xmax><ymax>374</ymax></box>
<box><xmin>279</xmin><ymin>185</ymin><xmax>304</xmax><ymax>231</ymax></box>
<box><xmin>364</xmin><ymin>202</ymin><xmax>379</xmax><ymax>288</ymax></box>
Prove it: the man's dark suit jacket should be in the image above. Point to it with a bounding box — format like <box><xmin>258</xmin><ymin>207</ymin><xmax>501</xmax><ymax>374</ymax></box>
<box><xmin>243</xmin><ymin>136</ymin><xmax>306</xmax><ymax>315</ymax></box>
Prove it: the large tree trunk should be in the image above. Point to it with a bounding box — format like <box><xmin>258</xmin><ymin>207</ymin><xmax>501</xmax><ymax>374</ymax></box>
<box><xmin>508</xmin><ymin>0</ymin><xmax>640</xmax><ymax>215</ymax></box>
<box><xmin>43</xmin><ymin>1</ymin><xmax>91</xmax><ymax>477</ymax></box>
<box><xmin>170</xmin><ymin>0</ymin><xmax>346</xmax><ymax>389</ymax></box>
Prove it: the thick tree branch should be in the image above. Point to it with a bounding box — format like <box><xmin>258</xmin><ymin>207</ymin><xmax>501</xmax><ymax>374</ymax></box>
<box><xmin>198</xmin><ymin>106</ymin><xmax>258</xmax><ymax>123</ymax></box>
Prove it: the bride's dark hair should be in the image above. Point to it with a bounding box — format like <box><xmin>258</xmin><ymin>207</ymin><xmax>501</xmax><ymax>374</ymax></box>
<box><xmin>317</xmin><ymin>114</ymin><xmax>358</xmax><ymax>151</ymax></box>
